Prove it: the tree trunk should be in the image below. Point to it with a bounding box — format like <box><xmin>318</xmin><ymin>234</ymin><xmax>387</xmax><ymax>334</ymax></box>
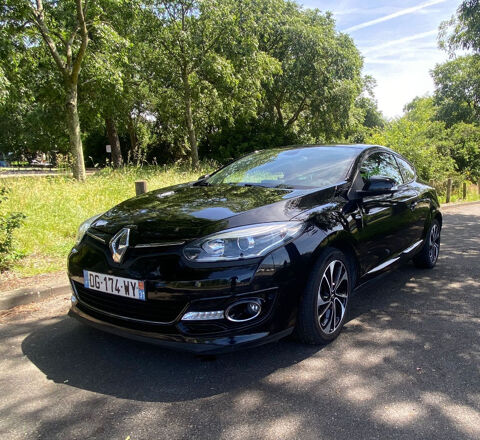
<box><xmin>127</xmin><ymin>114</ymin><xmax>138</xmax><ymax>163</ymax></box>
<box><xmin>105</xmin><ymin>116</ymin><xmax>123</xmax><ymax>168</ymax></box>
<box><xmin>65</xmin><ymin>83</ymin><xmax>86</xmax><ymax>181</ymax></box>
<box><xmin>181</xmin><ymin>67</ymin><xmax>199</xmax><ymax>168</ymax></box>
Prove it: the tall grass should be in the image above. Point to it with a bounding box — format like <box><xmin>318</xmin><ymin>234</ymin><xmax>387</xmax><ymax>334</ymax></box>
<box><xmin>1</xmin><ymin>163</ymin><xmax>214</xmax><ymax>277</ymax></box>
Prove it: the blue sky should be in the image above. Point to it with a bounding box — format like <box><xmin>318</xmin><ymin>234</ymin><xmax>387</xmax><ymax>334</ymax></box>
<box><xmin>300</xmin><ymin>0</ymin><xmax>463</xmax><ymax>118</ymax></box>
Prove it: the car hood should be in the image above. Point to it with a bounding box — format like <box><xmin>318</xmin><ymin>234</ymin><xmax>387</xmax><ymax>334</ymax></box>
<box><xmin>90</xmin><ymin>183</ymin><xmax>336</xmax><ymax>244</ymax></box>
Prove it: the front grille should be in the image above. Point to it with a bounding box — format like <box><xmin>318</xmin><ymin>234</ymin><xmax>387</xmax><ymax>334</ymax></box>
<box><xmin>73</xmin><ymin>282</ymin><xmax>187</xmax><ymax>324</ymax></box>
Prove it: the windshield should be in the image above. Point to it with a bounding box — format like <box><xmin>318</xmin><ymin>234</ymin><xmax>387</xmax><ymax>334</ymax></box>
<box><xmin>206</xmin><ymin>147</ymin><xmax>358</xmax><ymax>189</ymax></box>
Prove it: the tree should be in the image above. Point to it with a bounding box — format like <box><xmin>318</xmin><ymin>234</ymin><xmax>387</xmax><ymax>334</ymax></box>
<box><xmin>440</xmin><ymin>0</ymin><xmax>480</xmax><ymax>53</ymax></box>
<box><xmin>0</xmin><ymin>66</ymin><xmax>8</xmax><ymax>104</ymax></box>
<box><xmin>1</xmin><ymin>1</ymin><xmax>130</xmax><ymax>179</ymax></box>
<box><xmin>346</xmin><ymin>76</ymin><xmax>385</xmax><ymax>143</ymax></box>
<box><xmin>79</xmin><ymin>0</ymin><xmax>153</xmax><ymax>168</ymax></box>
<box><xmin>1</xmin><ymin>0</ymin><xmax>367</xmax><ymax>168</ymax></box>
<box><xmin>432</xmin><ymin>55</ymin><xmax>480</xmax><ymax>126</ymax></box>
<box><xmin>1</xmin><ymin>0</ymin><xmax>92</xmax><ymax>179</ymax></box>
<box><xmin>145</xmin><ymin>0</ymin><xmax>278</xmax><ymax>168</ymax></box>
<box><xmin>259</xmin><ymin>5</ymin><xmax>363</xmax><ymax>142</ymax></box>
<box><xmin>27</xmin><ymin>1</ymin><xmax>88</xmax><ymax>179</ymax></box>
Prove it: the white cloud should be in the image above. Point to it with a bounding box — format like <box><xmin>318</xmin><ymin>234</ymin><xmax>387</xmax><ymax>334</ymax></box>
<box><xmin>366</xmin><ymin>44</ymin><xmax>438</xmax><ymax>64</ymax></box>
<box><xmin>362</xmin><ymin>30</ymin><xmax>438</xmax><ymax>54</ymax></box>
<box><xmin>343</xmin><ymin>0</ymin><xmax>447</xmax><ymax>32</ymax></box>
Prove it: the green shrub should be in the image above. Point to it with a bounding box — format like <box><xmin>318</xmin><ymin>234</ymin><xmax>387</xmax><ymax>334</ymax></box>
<box><xmin>0</xmin><ymin>187</ymin><xmax>25</xmax><ymax>271</ymax></box>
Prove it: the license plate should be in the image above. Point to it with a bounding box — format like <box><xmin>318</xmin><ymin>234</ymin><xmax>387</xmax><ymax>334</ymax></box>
<box><xmin>83</xmin><ymin>270</ymin><xmax>146</xmax><ymax>301</ymax></box>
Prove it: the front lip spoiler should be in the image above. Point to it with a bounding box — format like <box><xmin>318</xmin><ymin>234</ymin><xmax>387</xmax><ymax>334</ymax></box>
<box><xmin>68</xmin><ymin>304</ymin><xmax>293</xmax><ymax>354</ymax></box>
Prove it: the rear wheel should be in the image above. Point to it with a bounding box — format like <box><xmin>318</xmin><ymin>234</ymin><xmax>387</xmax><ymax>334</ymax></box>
<box><xmin>413</xmin><ymin>219</ymin><xmax>441</xmax><ymax>269</ymax></box>
<box><xmin>296</xmin><ymin>248</ymin><xmax>352</xmax><ymax>345</ymax></box>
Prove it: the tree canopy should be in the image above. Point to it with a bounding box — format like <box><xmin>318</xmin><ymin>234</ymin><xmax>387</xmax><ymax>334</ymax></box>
<box><xmin>0</xmin><ymin>0</ymin><xmax>369</xmax><ymax>173</ymax></box>
<box><xmin>1</xmin><ymin>0</ymin><xmax>479</xmax><ymax>187</ymax></box>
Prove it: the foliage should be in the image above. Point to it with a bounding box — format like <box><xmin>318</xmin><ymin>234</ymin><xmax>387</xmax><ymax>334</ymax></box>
<box><xmin>447</xmin><ymin>122</ymin><xmax>480</xmax><ymax>180</ymax></box>
<box><xmin>258</xmin><ymin>4</ymin><xmax>363</xmax><ymax>142</ymax></box>
<box><xmin>432</xmin><ymin>55</ymin><xmax>480</xmax><ymax>126</ymax></box>
<box><xmin>0</xmin><ymin>0</ymin><xmax>367</xmax><ymax>169</ymax></box>
<box><xmin>440</xmin><ymin>0</ymin><xmax>480</xmax><ymax>53</ymax></box>
<box><xmin>366</xmin><ymin>97</ymin><xmax>456</xmax><ymax>182</ymax></box>
<box><xmin>367</xmin><ymin>96</ymin><xmax>480</xmax><ymax>183</ymax></box>
<box><xmin>0</xmin><ymin>187</ymin><xmax>25</xmax><ymax>271</ymax></box>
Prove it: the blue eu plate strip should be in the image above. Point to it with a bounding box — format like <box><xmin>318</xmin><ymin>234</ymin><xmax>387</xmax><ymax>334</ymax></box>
<box><xmin>83</xmin><ymin>270</ymin><xmax>89</xmax><ymax>288</ymax></box>
<box><xmin>138</xmin><ymin>281</ymin><xmax>145</xmax><ymax>300</ymax></box>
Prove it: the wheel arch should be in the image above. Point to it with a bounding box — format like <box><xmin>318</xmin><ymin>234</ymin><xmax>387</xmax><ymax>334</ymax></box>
<box><xmin>310</xmin><ymin>231</ymin><xmax>361</xmax><ymax>288</ymax></box>
<box><xmin>433</xmin><ymin>210</ymin><xmax>443</xmax><ymax>228</ymax></box>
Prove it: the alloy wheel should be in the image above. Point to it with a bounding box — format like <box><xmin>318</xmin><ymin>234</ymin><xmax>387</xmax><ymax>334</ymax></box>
<box><xmin>429</xmin><ymin>223</ymin><xmax>440</xmax><ymax>264</ymax></box>
<box><xmin>317</xmin><ymin>260</ymin><xmax>349</xmax><ymax>334</ymax></box>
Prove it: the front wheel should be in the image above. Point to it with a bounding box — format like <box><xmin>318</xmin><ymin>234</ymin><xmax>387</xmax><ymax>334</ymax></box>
<box><xmin>296</xmin><ymin>248</ymin><xmax>352</xmax><ymax>345</ymax></box>
<box><xmin>413</xmin><ymin>219</ymin><xmax>441</xmax><ymax>269</ymax></box>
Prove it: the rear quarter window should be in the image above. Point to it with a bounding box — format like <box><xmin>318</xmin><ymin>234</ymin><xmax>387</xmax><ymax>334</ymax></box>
<box><xmin>396</xmin><ymin>157</ymin><xmax>415</xmax><ymax>183</ymax></box>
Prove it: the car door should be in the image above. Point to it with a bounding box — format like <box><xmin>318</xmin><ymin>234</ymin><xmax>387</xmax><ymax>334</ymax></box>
<box><xmin>352</xmin><ymin>151</ymin><xmax>415</xmax><ymax>273</ymax></box>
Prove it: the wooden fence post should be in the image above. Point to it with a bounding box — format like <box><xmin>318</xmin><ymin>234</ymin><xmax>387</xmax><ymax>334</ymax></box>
<box><xmin>446</xmin><ymin>178</ymin><xmax>452</xmax><ymax>204</ymax></box>
<box><xmin>463</xmin><ymin>182</ymin><xmax>467</xmax><ymax>199</ymax></box>
<box><xmin>135</xmin><ymin>180</ymin><xmax>147</xmax><ymax>196</ymax></box>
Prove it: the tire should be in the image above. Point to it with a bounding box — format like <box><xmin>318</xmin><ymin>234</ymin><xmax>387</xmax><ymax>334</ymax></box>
<box><xmin>413</xmin><ymin>219</ymin><xmax>441</xmax><ymax>269</ymax></box>
<box><xmin>296</xmin><ymin>248</ymin><xmax>353</xmax><ymax>345</ymax></box>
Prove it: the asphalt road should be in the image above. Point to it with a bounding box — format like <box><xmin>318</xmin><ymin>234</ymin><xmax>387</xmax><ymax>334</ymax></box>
<box><xmin>1</xmin><ymin>204</ymin><xmax>479</xmax><ymax>440</ymax></box>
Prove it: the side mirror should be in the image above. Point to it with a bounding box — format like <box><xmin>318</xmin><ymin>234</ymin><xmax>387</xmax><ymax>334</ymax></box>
<box><xmin>197</xmin><ymin>174</ymin><xmax>210</xmax><ymax>181</ymax></box>
<box><xmin>357</xmin><ymin>175</ymin><xmax>396</xmax><ymax>197</ymax></box>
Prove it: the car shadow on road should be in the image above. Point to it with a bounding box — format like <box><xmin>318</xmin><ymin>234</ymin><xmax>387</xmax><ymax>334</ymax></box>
<box><xmin>20</xmin><ymin>311</ymin><xmax>323</xmax><ymax>402</ymax></box>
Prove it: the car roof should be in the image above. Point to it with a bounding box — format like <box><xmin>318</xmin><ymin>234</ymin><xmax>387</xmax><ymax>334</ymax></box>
<box><xmin>276</xmin><ymin>144</ymin><xmax>396</xmax><ymax>156</ymax></box>
<box><xmin>282</xmin><ymin>143</ymin><xmax>388</xmax><ymax>151</ymax></box>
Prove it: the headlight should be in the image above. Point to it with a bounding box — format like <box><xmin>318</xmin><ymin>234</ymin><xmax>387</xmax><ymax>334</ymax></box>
<box><xmin>75</xmin><ymin>214</ymin><xmax>102</xmax><ymax>245</ymax></box>
<box><xmin>184</xmin><ymin>222</ymin><xmax>303</xmax><ymax>262</ymax></box>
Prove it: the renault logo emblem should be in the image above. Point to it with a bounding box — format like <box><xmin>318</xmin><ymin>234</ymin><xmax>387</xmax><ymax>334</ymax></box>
<box><xmin>109</xmin><ymin>228</ymin><xmax>130</xmax><ymax>263</ymax></box>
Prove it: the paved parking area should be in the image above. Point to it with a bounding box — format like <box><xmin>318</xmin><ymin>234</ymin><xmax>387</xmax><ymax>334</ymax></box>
<box><xmin>1</xmin><ymin>204</ymin><xmax>479</xmax><ymax>440</ymax></box>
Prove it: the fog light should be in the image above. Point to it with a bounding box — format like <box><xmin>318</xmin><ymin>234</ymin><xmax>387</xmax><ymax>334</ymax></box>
<box><xmin>225</xmin><ymin>300</ymin><xmax>262</xmax><ymax>322</ymax></box>
<box><xmin>181</xmin><ymin>310</ymin><xmax>225</xmax><ymax>321</ymax></box>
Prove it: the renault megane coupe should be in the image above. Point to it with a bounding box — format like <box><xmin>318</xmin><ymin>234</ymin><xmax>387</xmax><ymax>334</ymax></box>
<box><xmin>68</xmin><ymin>145</ymin><xmax>442</xmax><ymax>353</ymax></box>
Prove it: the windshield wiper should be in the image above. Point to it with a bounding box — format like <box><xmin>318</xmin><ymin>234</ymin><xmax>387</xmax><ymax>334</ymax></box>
<box><xmin>194</xmin><ymin>180</ymin><xmax>211</xmax><ymax>186</ymax></box>
<box><xmin>241</xmin><ymin>183</ymin><xmax>271</xmax><ymax>188</ymax></box>
<box><xmin>236</xmin><ymin>183</ymin><xmax>295</xmax><ymax>189</ymax></box>
<box><xmin>273</xmin><ymin>184</ymin><xmax>295</xmax><ymax>189</ymax></box>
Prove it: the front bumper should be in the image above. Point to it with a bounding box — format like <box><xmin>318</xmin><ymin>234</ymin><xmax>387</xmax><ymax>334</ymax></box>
<box><xmin>68</xmin><ymin>301</ymin><xmax>294</xmax><ymax>354</ymax></box>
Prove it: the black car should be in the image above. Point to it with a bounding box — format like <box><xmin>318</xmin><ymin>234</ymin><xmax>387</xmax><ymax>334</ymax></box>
<box><xmin>68</xmin><ymin>144</ymin><xmax>442</xmax><ymax>353</ymax></box>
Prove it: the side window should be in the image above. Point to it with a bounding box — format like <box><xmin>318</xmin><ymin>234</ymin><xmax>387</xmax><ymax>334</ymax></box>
<box><xmin>396</xmin><ymin>157</ymin><xmax>415</xmax><ymax>183</ymax></box>
<box><xmin>360</xmin><ymin>152</ymin><xmax>403</xmax><ymax>186</ymax></box>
